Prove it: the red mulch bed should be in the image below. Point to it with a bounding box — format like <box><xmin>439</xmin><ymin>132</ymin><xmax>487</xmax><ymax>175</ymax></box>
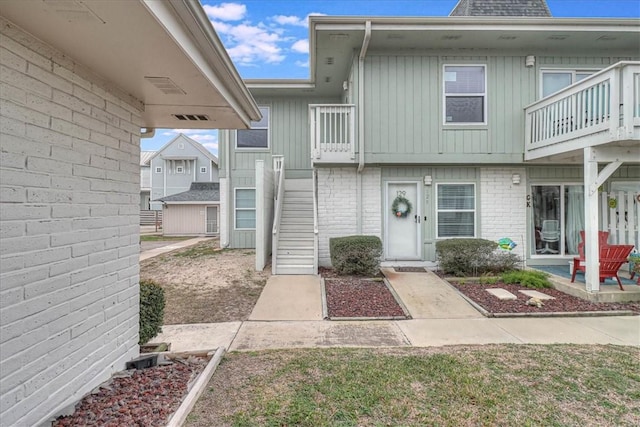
<box><xmin>53</xmin><ymin>356</ymin><xmax>206</xmax><ymax>427</ymax></box>
<box><xmin>451</xmin><ymin>282</ymin><xmax>640</xmax><ymax>315</ymax></box>
<box><xmin>320</xmin><ymin>268</ymin><xmax>407</xmax><ymax>318</ymax></box>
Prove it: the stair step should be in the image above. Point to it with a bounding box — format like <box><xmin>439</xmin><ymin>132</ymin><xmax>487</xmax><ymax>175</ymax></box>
<box><xmin>276</xmin><ymin>265</ymin><xmax>316</xmax><ymax>275</ymax></box>
<box><xmin>279</xmin><ymin>232</ymin><xmax>314</xmax><ymax>240</ymax></box>
<box><xmin>278</xmin><ymin>248</ymin><xmax>314</xmax><ymax>257</ymax></box>
<box><xmin>280</xmin><ymin>217</ymin><xmax>314</xmax><ymax>224</ymax></box>
<box><xmin>277</xmin><ymin>239</ymin><xmax>314</xmax><ymax>247</ymax></box>
<box><xmin>277</xmin><ymin>256</ymin><xmax>314</xmax><ymax>265</ymax></box>
<box><xmin>280</xmin><ymin>224</ymin><xmax>314</xmax><ymax>232</ymax></box>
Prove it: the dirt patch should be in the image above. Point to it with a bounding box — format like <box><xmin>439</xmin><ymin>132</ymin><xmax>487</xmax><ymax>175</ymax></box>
<box><xmin>140</xmin><ymin>241</ymin><xmax>269</xmax><ymax>324</ymax></box>
<box><xmin>451</xmin><ymin>282</ymin><xmax>640</xmax><ymax>315</ymax></box>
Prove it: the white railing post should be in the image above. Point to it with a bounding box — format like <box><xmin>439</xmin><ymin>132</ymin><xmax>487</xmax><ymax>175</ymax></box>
<box><xmin>271</xmin><ymin>155</ymin><xmax>285</xmax><ymax>275</ymax></box>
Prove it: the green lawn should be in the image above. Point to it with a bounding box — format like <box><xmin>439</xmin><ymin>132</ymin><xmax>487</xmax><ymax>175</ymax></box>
<box><xmin>186</xmin><ymin>345</ymin><xmax>640</xmax><ymax>427</ymax></box>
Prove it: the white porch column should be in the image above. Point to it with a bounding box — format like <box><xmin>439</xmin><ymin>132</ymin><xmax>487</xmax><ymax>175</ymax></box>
<box><xmin>584</xmin><ymin>149</ymin><xmax>600</xmax><ymax>292</ymax></box>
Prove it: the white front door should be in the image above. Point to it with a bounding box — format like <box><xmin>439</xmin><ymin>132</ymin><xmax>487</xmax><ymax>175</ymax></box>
<box><xmin>385</xmin><ymin>182</ymin><xmax>421</xmax><ymax>260</ymax></box>
<box><xmin>206</xmin><ymin>206</ymin><xmax>218</xmax><ymax>234</ymax></box>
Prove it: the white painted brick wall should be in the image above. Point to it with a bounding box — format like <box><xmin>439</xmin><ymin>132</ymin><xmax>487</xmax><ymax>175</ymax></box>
<box><xmin>479</xmin><ymin>168</ymin><xmax>527</xmax><ymax>261</ymax></box>
<box><xmin>0</xmin><ymin>20</ymin><xmax>142</xmax><ymax>427</ymax></box>
<box><xmin>317</xmin><ymin>167</ymin><xmax>381</xmax><ymax>266</ymax></box>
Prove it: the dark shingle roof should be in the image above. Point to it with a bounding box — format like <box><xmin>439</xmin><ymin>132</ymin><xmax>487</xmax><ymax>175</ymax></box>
<box><xmin>156</xmin><ymin>182</ymin><xmax>219</xmax><ymax>203</ymax></box>
<box><xmin>450</xmin><ymin>0</ymin><xmax>552</xmax><ymax>17</ymax></box>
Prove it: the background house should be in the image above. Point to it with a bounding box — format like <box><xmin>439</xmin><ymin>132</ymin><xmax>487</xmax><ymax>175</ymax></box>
<box><xmin>140</xmin><ymin>150</ymin><xmax>155</xmax><ymax>210</ymax></box>
<box><xmin>0</xmin><ymin>1</ymin><xmax>259</xmax><ymax>425</ymax></box>
<box><xmin>217</xmin><ymin>1</ymin><xmax>640</xmax><ymax>291</ymax></box>
<box><xmin>147</xmin><ymin>133</ymin><xmax>219</xmax><ymax>210</ymax></box>
<box><xmin>157</xmin><ymin>182</ymin><xmax>220</xmax><ymax>236</ymax></box>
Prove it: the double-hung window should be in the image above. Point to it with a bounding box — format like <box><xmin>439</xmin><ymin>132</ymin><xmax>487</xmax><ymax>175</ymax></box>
<box><xmin>436</xmin><ymin>184</ymin><xmax>476</xmax><ymax>238</ymax></box>
<box><xmin>541</xmin><ymin>69</ymin><xmax>595</xmax><ymax>98</ymax></box>
<box><xmin>443</xmin><ymin>65</ymin><xmax>486</xmax><ymax>124</ymax></box>
<box><xmin>237</xmin><ymin>106</ymin><xmax>269</xmax><ymax>149</ymax></box>
<box><xmin>235</xmin><ymin>188</ymin><xmax>256</xmax><ymax>230</ymax></box>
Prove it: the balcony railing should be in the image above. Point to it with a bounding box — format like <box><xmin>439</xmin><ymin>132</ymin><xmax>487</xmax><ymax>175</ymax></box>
<box><xmin>310</xmin><ymin>104</ymin><xmax>356</xmax><ymax>164</ymax></box>
<box><xmin>525</xmin><ymin>61</ymin><xmax>640</xmax><ymax>160</ymax></box>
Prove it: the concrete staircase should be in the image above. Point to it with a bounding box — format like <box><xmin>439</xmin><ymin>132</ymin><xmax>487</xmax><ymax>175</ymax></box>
<box><xmin>274</xmin><ymin>179</ymin><xmax>315</xmax><ymax>275</ymax></box>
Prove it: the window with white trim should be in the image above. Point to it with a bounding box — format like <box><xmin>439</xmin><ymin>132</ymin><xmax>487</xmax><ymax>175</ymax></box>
<box><xmin>200</xmin><ymin>167</ymin><xmax>207</xmax><ymax>173</ymax></box>
<box><xmin>443</xmin><ymin>65</ymin><xmax>486</xmax><ymax>124</ymax></box>
<box><xmin>235</xmin><ymin>188</ymin><xmax>256</xmax><ymax>229</ymax></box>
<box><xmin>436</xmin><ymin>183</ymin><xmax>476</xmax><ymax>238</ymax></box>
<box><xmin>541</xmin><ymin>69</ymin><xmax>596</xmax><ymax>98</ymax></box>
<box><xmin>237</xmin><ymin>106</ymin><xmax>269</xmax><ymax>149</ymax></box>
<box><xmin>176</xmin><ymin>166</ymin><xmax>184</xmax><ymax>174</ymax></box>
<box><xmin>155</xmin><ymin>167</ymin><xmax>162</xmax><ymax>173</ymax></box>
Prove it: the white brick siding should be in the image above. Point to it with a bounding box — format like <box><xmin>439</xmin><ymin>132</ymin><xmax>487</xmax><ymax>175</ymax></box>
<box><xmin>317</xmin><ymin>167</ymin><xmax>381</xmax><ymax>266</ymax></box>
<box><xmin>479</xmin><ymin>168</ymin><xmax>527</xmax><ymax>261</ymax></box>
<box><xmin>0</xmin><ymin>20</ymin><xmax>142</xmax><ymax>426</ymax></box>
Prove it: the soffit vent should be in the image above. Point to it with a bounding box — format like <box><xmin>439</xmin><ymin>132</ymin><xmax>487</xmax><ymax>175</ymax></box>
<box><xmin>325</xmin><ymin>57</ymin><xmax>335</xmax><ymax>65</ymax></box>
<box><xmin>172</xmin><ymin>114</ymin><xmax>210</xmax><ymax>121</ymax></box>
<box><xmin>548</xmin><ymin>35</ymin><xmax>569</xmax><ymax>41</ymax></box>
<box><xmin>144</xmin><ymin>77</ymin><xmax>186</xmax><ymax>95</ymax></box>
<box><xmin>441</xmin><ymin>35</ymin><xmax>462</xmax><ymax>41</ymax></box>
<box><xmin>498</xmin><ymin>35</ymin><xmax>517</xmax><ymax>40</ymax></box>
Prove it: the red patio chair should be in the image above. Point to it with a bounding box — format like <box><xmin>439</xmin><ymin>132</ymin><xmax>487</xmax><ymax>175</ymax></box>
<box><xmin>571</xmin><ymin>244</ymin><xmax>634</xmax><ymax>290</ymax></box>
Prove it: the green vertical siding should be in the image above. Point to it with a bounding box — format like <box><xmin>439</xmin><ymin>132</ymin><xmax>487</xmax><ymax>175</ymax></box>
<box><xmin>361</xmin><ymin>54</ymin><xmax>633</xmax><ymax>164</ymax></box>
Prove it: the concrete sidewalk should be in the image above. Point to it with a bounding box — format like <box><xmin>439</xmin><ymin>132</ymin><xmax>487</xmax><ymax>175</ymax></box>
<box><xmin>151</xmin><ymin>269</ymin><xmax>640</xmax><ymax>352</ymax></box>
<box><xmin>139</xmin><ymin>237</ymin><xmax>215</xmax><ymax>261</ymax></box>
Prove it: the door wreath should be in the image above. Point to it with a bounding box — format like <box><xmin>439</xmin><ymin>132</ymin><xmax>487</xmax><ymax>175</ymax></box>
<box><xmin>391</xmin><ymin>195</ymin><xmax>412</xmax><ymax>218</ymax></box>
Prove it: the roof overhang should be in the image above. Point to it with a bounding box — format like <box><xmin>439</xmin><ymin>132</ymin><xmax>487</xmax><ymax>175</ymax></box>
<box><xmin>248</xmin><ymin>16</ymin><xmax>640</xmax><ymax>98</ymax></box>
<box><xmin>0</xmin><ymin>0</ymin><xmax>261</xmax><ymax>129</ymax></box>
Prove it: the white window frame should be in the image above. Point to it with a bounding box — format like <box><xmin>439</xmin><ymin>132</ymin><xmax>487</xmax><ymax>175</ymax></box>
<box><xmin>176</xmin><ymin>165</ymin><xmax>184</xmax><ymax>174</ymax></box>
<box><xmin>435</xmin><ymin>183</ymin><xmax>477</xmax><ymax>239</ymax></box>
<box><xmin>442</xmin><ymin>64</ymin><xmax>487</xmax><ymax>125</ymax></box>
<box><xmin>236</xmin><ymin>106</ymin><xmax>270</xmax><ymax>150</ymax></box>
<box><xmin>200</xmin><ymin>166</ymin><xmax>207</xmax><ymax>173</ymax></box>
<box><xmin>155</xmin><ymin>167</ymin><xmax>162</xmax><ymax>173</ymax></box>
<box><xmin>539</xmin><ymin>68</ymin><xmax>598</xmax><ymax>99</ymax></box>
<box><xmin>234</xmin><ymin>187</ymin><xmax>256</xmax><ymax>230</ymax></box>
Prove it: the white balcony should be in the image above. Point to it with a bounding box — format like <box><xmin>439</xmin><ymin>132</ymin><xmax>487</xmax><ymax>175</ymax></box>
<box><xmin>310</xmin><ymin>104</ymin><xmax>356</xmax><ymax>164</ymax></box>
<box><xmin>525</xmin><ymin>61</ymin><xmax>640</xmax><ymax>162</ymax></box>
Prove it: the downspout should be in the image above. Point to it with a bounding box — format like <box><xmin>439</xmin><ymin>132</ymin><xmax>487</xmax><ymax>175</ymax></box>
<box><xmin>220</xmin><ymin>131</ymin><xmax>231</xmax><ymax>248</ymax></box>
<box><xmin>356</xmin><ymin>20</ymin><xmax>371</xmax><ymax>234</ymax></box>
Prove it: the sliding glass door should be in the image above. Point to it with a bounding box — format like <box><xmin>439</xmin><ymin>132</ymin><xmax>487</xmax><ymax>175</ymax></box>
<box><xmin>531</xmin><ymin>184</ymin><xmax>584</xmax><ymax>256</ymax></box>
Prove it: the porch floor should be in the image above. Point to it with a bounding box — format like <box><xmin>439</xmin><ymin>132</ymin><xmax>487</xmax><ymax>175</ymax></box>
<box><xmin>533</xmin><ymin>265</ymin><xmax>640</xmax><ymax>303</ymax></box>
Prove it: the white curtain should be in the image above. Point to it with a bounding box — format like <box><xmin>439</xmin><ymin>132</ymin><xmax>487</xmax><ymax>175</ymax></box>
<box><xmin>565</xmin><ymin>185</ymin><xmax>584</xmax><ymax>255</ymax></box>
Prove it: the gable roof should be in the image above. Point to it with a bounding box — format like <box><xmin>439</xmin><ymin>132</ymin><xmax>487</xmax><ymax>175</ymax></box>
<box><xmin>450</xmin><ymin>0</ymin><xmax>552</xmax><ymax>17</ymax></box>
<box><xmin>140</xmin><ymin>151</ymin><xmax>156</xmax><ymax>166</ymax></box>
<box><xmin>148</xmin><ymin>134</ymin><xmax>218</xmax><ymax>165</ymax></box>
<box><xmin>1</xmin><ymin>0</ymin><xmax>260</xmax><ymax>130</ymax></box>
<box><xmin>156</xmin><ymin>182</ymin><xmax>220</xmax><ymax>203</ymax></box>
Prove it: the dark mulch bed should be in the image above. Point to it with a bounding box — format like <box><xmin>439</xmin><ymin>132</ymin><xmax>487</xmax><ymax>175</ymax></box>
<box><xmin>320</xmin><ymin>268</ymin><xmax>406</xmax><ymax>318</ymax></box>
<box><xmin>53</xmin><ymin>356</ymin><xmax>206</xmax><ymax>427</ymax></box>
<box><xmin>451</xmin><ymin>282</ymin><xmax>640</xmax><ymax>315</ymax></box>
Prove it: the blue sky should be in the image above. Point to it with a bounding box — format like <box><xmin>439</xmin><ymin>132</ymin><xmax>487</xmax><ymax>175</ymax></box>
<box><xmin>142</xmin><ymin>0</ymin><xmax>640</xmax><ymax>153</ymax></box>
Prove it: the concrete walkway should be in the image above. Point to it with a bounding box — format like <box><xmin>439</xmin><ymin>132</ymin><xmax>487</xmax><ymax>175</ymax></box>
<box><xmin>152</xmin><ymin>269</ymin><xmax>640</xmax><ymax>352</ymax></box>
<box><xmin>139</xmin><ymin>237</ymin><xmax>214</xmax><ymax>261</ymax></box>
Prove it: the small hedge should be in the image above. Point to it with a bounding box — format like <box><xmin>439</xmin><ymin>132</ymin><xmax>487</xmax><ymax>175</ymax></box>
<box><xmin>501</xmin><ymin>270</ymin><xmax>552</xmax><ymax>289</ymax></box>
<box><xmin>330</xmin><ymin>235</ymin><xmax>382</xmax><ymax>276</ymax></box>
<box><xmin>139</xmin><ymin>280</ymin><xmax>165</xmax><ymax>345</ymax></box>
<box><xmin>436</xmin><ymin>238</ymin><xmax>521</xmax><ymax>277</ymax></box>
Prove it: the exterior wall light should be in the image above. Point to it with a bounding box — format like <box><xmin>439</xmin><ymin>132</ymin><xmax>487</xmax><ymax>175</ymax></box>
<box><xmin>424</xmin><ymin>175</ymin><xmax>433</xmax><ymax>186</ymax></box>
<box><xmin>525</xmin><ymin>55</ymin><xmax>535</xmax><ymax>68</ymax></box>
<box><xmin>512</xmin><ymin>173</ymin><xmax>521</xmax><ymax>184</ymax></box>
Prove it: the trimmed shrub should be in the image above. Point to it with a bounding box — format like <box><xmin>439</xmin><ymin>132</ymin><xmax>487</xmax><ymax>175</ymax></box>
<box><xmin>501</xmin><ymin>270</ymin><xmax>552</xmax><ymax>289</ymax></box>
<box><xmin>436</xmin><ymin>238</ymin><xmax>521</xmax><ymax>276</ymax></box>
<box><xmin>330</xmin><ymin>235</ymin><xmax>382</xmax><ymax>276</ymax></box>
<box><xmin>139</xmin><ymin>280</ymin><xmax>165</xmax><ymax>345</ymax></box>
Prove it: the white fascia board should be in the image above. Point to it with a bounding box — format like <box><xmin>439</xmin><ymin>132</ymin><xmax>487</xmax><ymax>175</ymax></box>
<box><xmin>246</xmin><ymin>81</ymin><xmax>316</xmax><ymax>89</ymax></box>
<box><xmin>143</xmin><ymin>0</ymin><xmax>260</xmax><ymax>127</ymax></box>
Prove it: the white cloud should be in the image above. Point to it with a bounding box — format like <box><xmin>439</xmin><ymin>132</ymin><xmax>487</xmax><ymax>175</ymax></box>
<box><xmin>202</xmin><ymin>3</ymin><xmax>246</xmax><ymax>21</ymax></box>
<box><xmin>271</xmin><ymin>13</ymin><xmax>326</xmax><ymax>27</ymax></box>
<box><xmin>291</xmin><ymin>39</ymin><xmax>309</xmax><ymax>53</ymax></box>
<box><xmin>295</xmin><ymin>60</ymin><xmax>310</xmax><ymax>68</ymax></box>
<box><xmin>201</xmin><ymin>142</ymin><xmax>219</xmax><ymax>153</ymax></box>
<box><xmin>213</xmin><ymin>20</ymin><xmax>285</xmax><ymax>65</ymax></box>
